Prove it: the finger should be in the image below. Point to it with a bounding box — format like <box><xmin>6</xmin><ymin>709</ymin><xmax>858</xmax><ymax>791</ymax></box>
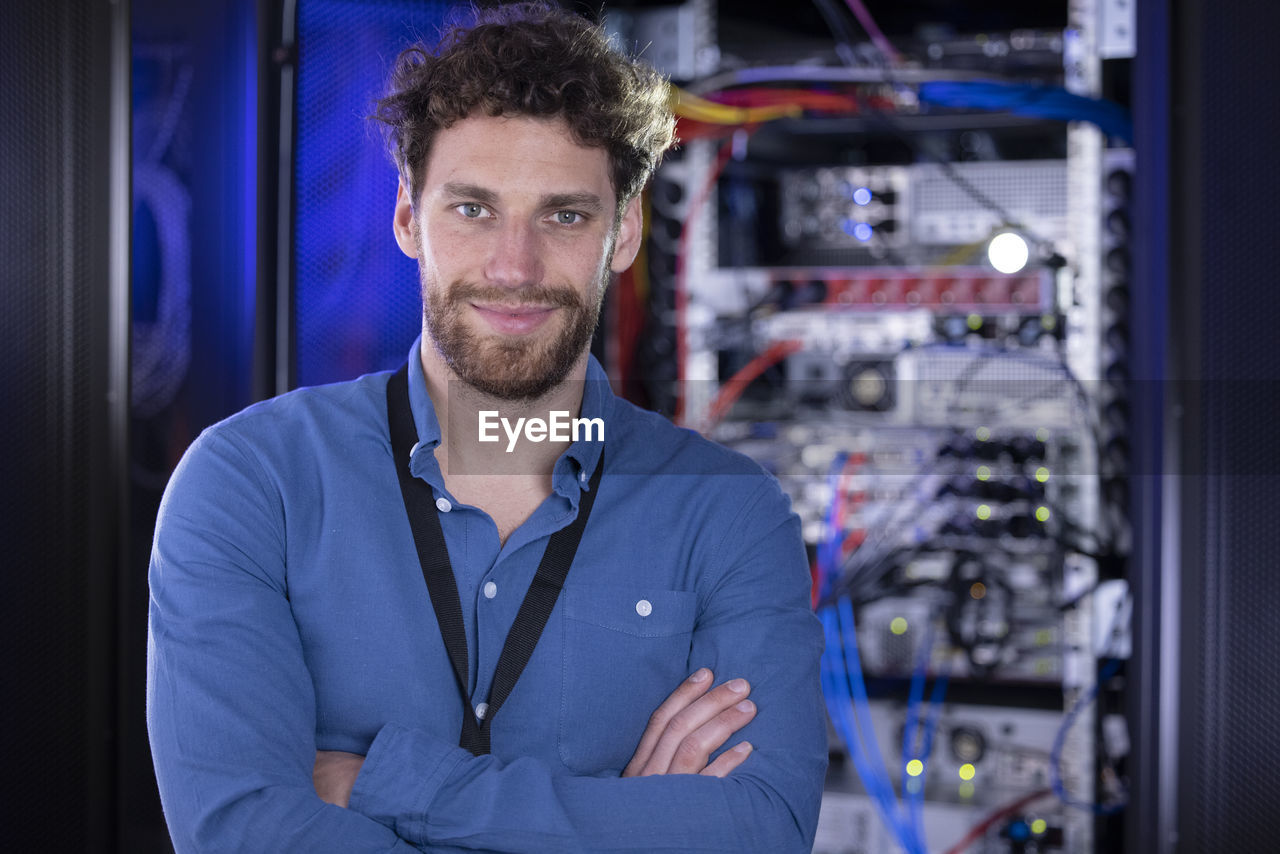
<box><xmin>699</xmin><ymin>741</ymin><xmax>754</xmax><ymax>778</ymax></box>
<box><xmin>640</xmin><ymin>678</ymin><xmax>752</xmax><ymax>775</ymax></box>
<box><xmin>664</xmin><ymin>696</ymin><xmax>757</xmax><ymax>775</ymax></box>
<box><xmin>622</xmin><ymin>668</ymin><xmax>714</xmax><ymax>777</ymax></box>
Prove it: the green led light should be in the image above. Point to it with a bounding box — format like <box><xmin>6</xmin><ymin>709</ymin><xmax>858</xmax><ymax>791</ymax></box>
<box><xmin>905</xmin><ymin>759</ymin><xmax>924</xmax><ymax>777</ymax></box>
<box><xmin>1036</xmin><ymin>427</ymin><xmax>1050</xmax><ymax>442</ymax></box>
<box><xmin>1031</xmin><ymin>819</ymin><xmax>1048</xmax><ymax>835</ymax></box>
<box><xmin>976</xmin><ymin>465</ymin><xmax>991</xmax><ymax>481</ymax></box>
<box><xmin>976</xmin><ymin>504</ymin><xmax>992</xmax><ymax>521</ymax></box>
<box><xmin>958</xmin><ymin>781</ymin><xmax>975</xmax><ymax>799</ymax></box>
<box><xmin>1035</xmin><ymin>505</ymin><xmax>1051</xmax><ymax>522</ymax></box>
<box><xmin>958</xmin><ymin>763</ymin><xmax>976</xmax><ymax>781</ymax></box>
<box><xmin>966</xmin><ymin>313</ymin><xmax>983</xmax><ymax>331</ymax></box>
<box><xmin>890</xmin><ymin>617</ymin><xmax>909</xmax><ymax>636</ymax></box>
<box><xmin>975</xmin><ymin>426</ymin><xmax>991</xmax><ymax>442</ymax></box>
<box><xmin>1035</xmin><ymin>628</ymin><xmax>1052</xmax><ymax>645</ymax></box>
<box><xmin>1040</xmin><ymin>313</ymin><xmax>1057</xmax><ymax>331</ymax></box>
<box><xmin>1035</xmin><ymin>466</ymin><xmax>1050</xmax><ymax>483</ymax></box>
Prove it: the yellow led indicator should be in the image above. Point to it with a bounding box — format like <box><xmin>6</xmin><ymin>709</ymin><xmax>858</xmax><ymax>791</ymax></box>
<box><xmin>970</xmin><ymin>582</ymin><xmax>987</xmax><ymax>600</ymax></box>
<box><xmin>958</xmin><ymin>763</ymin><xmax>976</xmax><ymax>781</ymax></box>
<box><xmin>1031</xmin><ymin>819</ymin><xmax>1048</xmax><ymax>835</ymax></box>
<box><xmin>1040</xmin><ymin>313</ymin><xmax>1057</xmax><ymax>331</ymax></box>
<box><xmin>958</xmin><ymin>781</ymin><xmax>975</xmax><ymax>799</ymax></box>
<box><xmin>975</xmin><ymin>426</ymin><xmax>991</xmax><ymax>442</ymax></box>
<box><xmin>906</xmin><ymin>759</ymin><xmax>924</xmax><ymax>777</ymax></box>
<box><xmin>1035</xmin><ymin>629</ymin><xmax>1052</xmax><ymax>645</ymax></box>
<box><xmin>1035</xmin><ymin>506</ymin><xmax>1051</xmax><ymax>522</ymax></box>
<box><xmin>976</xmin><ymin>504</ymin><xmax>992</xmax><ymax>521</ymax></box>
<box><xmin>976</xmin><ymin>465</ymin><xmax>991</xmax><ymax>481</ymax></box>
<box><xmin>890</xmin><ymin>617</ymin><xmax>909</xmax><ymax>635</ymax></box>
<box><xmin>966</xmin><ymin>313</ymin><xmax>983</xmax><ymax>331</ymax></box>
<box><xmin>1036</xmin><ymin>427</ymin><xmax>1050</xmax><ymax>442</ymax></box>
<box><xmin>1035</xmin><ymin>466</ymin><xmax>1050</xmax><ymax>482</ymax></box>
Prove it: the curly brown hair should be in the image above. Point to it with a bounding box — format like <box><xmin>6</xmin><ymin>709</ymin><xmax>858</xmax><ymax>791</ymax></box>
<box><xmin>372</xmin><ymin>2</ymin><xmax>676</xmax><ymax>214</ymax></box>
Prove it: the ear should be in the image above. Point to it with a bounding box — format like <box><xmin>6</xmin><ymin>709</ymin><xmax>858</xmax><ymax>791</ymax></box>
<box><xmin>609</xmin><ymin>195</ymin><xmax>644</xmax><ymax>274</ymax></box>
<box><xmin>393</xmin><ymin>180</ymin><xmax>419</xmax><ymax>258</ymax></box>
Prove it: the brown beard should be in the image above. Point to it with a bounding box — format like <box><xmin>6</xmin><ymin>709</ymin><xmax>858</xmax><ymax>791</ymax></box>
<box><xmin>420</xmin><ymin>266</ymin><xmax>609</xmax><ymax>401</ymax></box>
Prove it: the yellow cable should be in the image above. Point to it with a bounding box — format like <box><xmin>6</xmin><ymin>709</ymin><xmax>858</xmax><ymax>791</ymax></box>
<box><xmin>669</xmin><ymin>84</ymin><xmax>801</xmax><ymax>125</ymax></box>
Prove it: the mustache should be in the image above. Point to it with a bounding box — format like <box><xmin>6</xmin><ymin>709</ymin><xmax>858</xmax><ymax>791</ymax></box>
<box><xmin>449</xmin><ymin>282</ymin><xmax>585</xmax><ymax>310</ymax></box>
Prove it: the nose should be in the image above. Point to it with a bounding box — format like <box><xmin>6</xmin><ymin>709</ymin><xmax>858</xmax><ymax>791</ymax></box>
<box><xmin>484</xmin><ymin>219</ymin><xmax>544</xmax><ymax>288</ymax></box>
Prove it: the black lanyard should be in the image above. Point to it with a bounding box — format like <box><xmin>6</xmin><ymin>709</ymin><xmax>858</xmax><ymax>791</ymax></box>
<box><xmin>385</xmin><ymin>364</ymin><xmax>603</xmax><ymax>755</ymax></box>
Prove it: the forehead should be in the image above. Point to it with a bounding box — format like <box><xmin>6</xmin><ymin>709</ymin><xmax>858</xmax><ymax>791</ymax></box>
<box><xmin>419</xmin><ymin>113</ymin><xmax>614</xmax><ymax>206</ymax></box>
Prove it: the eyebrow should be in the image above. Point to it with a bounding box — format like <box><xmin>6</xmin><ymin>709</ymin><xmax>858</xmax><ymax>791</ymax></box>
<box><xmin>440</xmin><ymin>182</ymin><xmax>606</xmax><ymax>215</ymax></box>
<box><xmin>441</xmin><ymin>183</ymin><xmax>500</xmax><ymax>207</ymax></box>
<box><xmin>541</xmin><ymin>192</ymin><xmax>606</xmax><ymax>214</ymax></box>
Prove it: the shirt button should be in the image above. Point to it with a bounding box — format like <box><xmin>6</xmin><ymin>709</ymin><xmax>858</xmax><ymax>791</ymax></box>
<box><xmin>475</xmin><ymin>702</ymin><xmax>488</xmax><ymax>720</ymax></box>
<box><xmin>483</xmin><ymin>581</ymin><xmax>498</xmax><ymax>599</ymax></box>
<box><xmin>636</xmin><ymin>599</ymin><xmax>653</xmax><ymax>617</ymax></box>
<box><xmin>579</xmin><ymin>470</ymin><xmax>589</xmax><ymax>484</ymax></box>
<box><xmin>435</xmin><ymin>497</ymin><xmax>452</xmax><ymax>513</ymax></box>
<box><xmin>409</xmin><ymin>441</ymin><xmax>420</xmax><ymax>458</ymax></box>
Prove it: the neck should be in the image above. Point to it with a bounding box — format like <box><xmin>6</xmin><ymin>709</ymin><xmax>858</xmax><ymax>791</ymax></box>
<box><xmin>420</xmin><ymin>341</ymin><xmax>589</xmax><ymax>480</ymax></box>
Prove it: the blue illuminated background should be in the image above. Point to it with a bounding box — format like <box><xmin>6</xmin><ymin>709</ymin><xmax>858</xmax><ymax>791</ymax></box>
<box><xmin>294</xmin><ymin>0</ymin><xmax>458</xmax><ymax>387</ymax></box>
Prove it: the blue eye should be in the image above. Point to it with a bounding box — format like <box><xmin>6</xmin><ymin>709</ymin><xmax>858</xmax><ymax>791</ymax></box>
<box><xmin>458</xmin><ymin>203</ymin><xmax>488</xmax><ymax>218</ymax></box>
<box><xmin>553</xmin><ymin>211</ymin><xmax>582</xmax><ymax>225</ymax></box>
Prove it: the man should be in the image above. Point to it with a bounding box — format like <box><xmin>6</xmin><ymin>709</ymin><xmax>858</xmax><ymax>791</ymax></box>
<box><xmin>147</xmin><ymin>3</ymin><xmax>826</xmax><ymax>851</ymax></box>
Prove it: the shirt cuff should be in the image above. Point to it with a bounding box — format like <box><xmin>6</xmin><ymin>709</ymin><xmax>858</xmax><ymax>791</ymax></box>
<box><xmin>348</xmin><ymin>722</ymin><xmax>469</xmax><ymax>842</ymax></box>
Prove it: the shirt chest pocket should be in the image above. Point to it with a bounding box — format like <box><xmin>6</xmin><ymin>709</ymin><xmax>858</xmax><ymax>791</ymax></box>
<box><xmin>557</xmin><ymin>585</ymin><xmax>699</xmax><ymax>774</ymax></box>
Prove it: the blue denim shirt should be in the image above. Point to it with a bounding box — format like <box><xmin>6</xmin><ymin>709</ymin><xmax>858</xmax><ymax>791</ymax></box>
<box><xmin>147</xmin><ymin>337</ymin><xmax>826</xmax><ymax>853</ymax></box>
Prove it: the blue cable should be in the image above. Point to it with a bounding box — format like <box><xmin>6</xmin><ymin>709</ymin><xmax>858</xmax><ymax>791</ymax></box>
<box><xmin>918</xmin><ymin>80</ymin><xmax>1133</xmax><ymax>142</ymax></box>
<box><xmin>820</xmin><ymin>607</ymin><xmax>917</xmax><ymax>851</ymax></box>
<box><xmin>918</xmin><ymin>667</ymin><xmax>950</xmax><ymax>779</ymax></box>
<box><xmin>911</xmin><ymin>661</ymin><xmax>951</xmax><ymax>851</ymax></box>
<box><xmin>900</xmin><ymin>618</ymin><xmax>937</xmax><ymax>854</ymax></box>
<box><xmin>818</xmin><ymin>453</ymin><xmax>928</xmax><ymax>852</ymax></box>
<box><xmin>1048</xmin><ymin>658</ymin><xmax>1126</xmax><ymax>815</ymax></box>
<box><xmin>899</xmin><ymin>617</ymin><xmax>951</xmax><ymax>854</ymax></box>
<box><xmin>817</xmin><ymin>453</ymin><xmax>850</xmax><ymax>603</ymax></box>
<box><xmin>836</xmin><ymin>598</ymin><xmax>923</xmax><ymax>853</ymax></box>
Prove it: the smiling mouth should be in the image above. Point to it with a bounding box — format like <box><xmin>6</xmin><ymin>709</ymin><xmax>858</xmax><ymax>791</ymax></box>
<box><xmin>473</xmin><ymin>303</ymin><xmax>556</xmax><ymax>316</ymax></box>
<box><xmin>470</xmin><ymin>302</ymin><xmax>559</xmax><ymax>335</ymax></box>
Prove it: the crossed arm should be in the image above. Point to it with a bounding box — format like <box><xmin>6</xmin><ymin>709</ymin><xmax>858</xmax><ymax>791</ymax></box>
<box><xmin>314</xmin><ymin>667</ymin><xmax>761</xmax><ymax>807</ymax></box>
<box><xmin>148</xmin><ymin>427</ymin><xmax>826</xmax><ymax>852</ymax></box>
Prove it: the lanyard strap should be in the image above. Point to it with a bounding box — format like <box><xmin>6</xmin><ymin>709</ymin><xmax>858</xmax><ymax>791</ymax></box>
<box><xmin>385</xmin><ymin>363</ymin><xmax>603</xmax><ymax>755</ymax></box>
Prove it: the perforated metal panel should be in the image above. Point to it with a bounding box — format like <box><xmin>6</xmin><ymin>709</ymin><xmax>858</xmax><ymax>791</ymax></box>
<box><xmin>1171</xmin><ymin>0</ymin><xmax>1280</xmax><ymax>850</ymax></box>
<box><xmin>1</xmin><ymin>0</ymin><xmax>121</xmax><ymax>848</ymax></box>
<box><xmin>911</xmin><ymin>159</ymin><xmax>1068</xmax><ymax>246</ymax></box>
<box><xmin>293</xmin><ymin>0</ymin><xmax>457</xmax><ymax>386</ymax></box>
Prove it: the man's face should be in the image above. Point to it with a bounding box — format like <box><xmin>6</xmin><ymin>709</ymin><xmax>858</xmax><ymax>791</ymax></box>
<box><xmin>394</xmin><ymin>113</ymin><xmax>641</xmax><ymax>401</ymax></box>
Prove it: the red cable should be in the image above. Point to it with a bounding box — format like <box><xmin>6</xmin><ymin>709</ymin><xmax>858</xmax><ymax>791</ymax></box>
<box><xmin>703</xmin><ymin>339</ymin><xmax>803</xmax><ymax>428</ymax></box>
<box><xmin>673</xmin><ymin>135</ymin><xmax>741</xmax><ymax>425</ymax></box>
<box><xmin>941</xmin><ymin>788</ymin><xmax>1053</xmax><ymax>854</ymax></box>
<box><xmin>710</xmin><ymin>87</ymin><xmax>860</xmax><ymax>114</ymax></box>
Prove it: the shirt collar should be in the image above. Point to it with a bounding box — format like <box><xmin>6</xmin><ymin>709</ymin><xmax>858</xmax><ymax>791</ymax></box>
<box><xmin>405</xmin><ymin>335</ymin><xmax>610</xmax><ymax>500</ymax></box>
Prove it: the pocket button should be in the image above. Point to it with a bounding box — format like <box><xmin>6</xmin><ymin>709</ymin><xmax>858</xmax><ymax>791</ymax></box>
<box><xmin>635</xmin><ymin>599</ymin><xmax>653</xmax><ymax>617</ymax></box>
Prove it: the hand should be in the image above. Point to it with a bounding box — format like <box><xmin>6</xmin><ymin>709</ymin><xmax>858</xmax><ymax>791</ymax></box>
<box><xmin>622</xmin><ymin>668</ymin><xmax>757</xmax><ymax>778</ymax></box>
<box><xmin>313</xmin><ymin>750</ymin><xmax>365</xmax><ymax>808</ymax></box>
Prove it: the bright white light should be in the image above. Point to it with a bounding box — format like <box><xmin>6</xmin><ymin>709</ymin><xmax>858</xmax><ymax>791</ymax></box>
<box><xmin>987</xmin><ymin>231</ymin><xmax>1030</xmax><ymax>274</ymax></box>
